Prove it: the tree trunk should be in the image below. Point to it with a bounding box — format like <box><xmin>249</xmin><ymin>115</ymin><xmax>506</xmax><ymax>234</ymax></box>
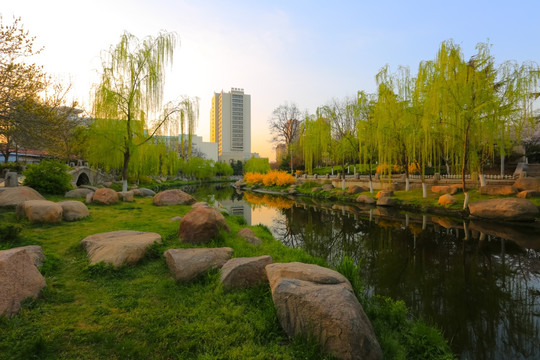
<box><xmin>422</xmin><ymin>182</ymin><xmax>427</xmax><ymax>198</ymax></box>
<box><xmin>463</xmin><ymin>192</ymin><xmax>470</xmax><ymax>210</ymax></box>
<box><xmin>122</xmin><ymin>148</ymin><xmax>130</xmax><ymax>193</ymax></box>
<box><xmin>405</xmin><ymin>177</ymin><xmax>410</xmax><ymax>192</ymax></box>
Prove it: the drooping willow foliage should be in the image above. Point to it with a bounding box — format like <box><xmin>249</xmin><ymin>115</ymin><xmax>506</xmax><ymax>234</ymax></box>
<box><xmin>296</xmin><ymin>40</ymin><xmax>539</xmax><ymax>198</ymax></box>
<box><xmin>90</xmin><ymin>31</ymin><xmax>180</xmax><ymax>189</ymax></box>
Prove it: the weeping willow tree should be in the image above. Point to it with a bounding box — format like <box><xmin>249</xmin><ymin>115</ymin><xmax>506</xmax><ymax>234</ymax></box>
<box><xmin>373</xmin><ymin>66</ymin><xmax>417</xmax><ymax>188</ymax></box>
<box><xmin>179</xmin><ymin>96</ymin><xmax>199</xmax><ymax>160</ymax></box>
<box><xmin>428</xmin><ymin>41</ymin><xmax>531</xmax><ymax>208</ymax></box>
<box><xmin>300</xmin><ymin>112</ymin><xmax>331</xmax><ymax>174</ymax></box>
<box><xmin>92</xmin><ymin>31</ymin><xmax>180</xmax><ymax>191</ymax></box>
<box><xmin>356</xmin><ymin>91</ymin><xmax>377</xmax><ymax>192</ymax></box>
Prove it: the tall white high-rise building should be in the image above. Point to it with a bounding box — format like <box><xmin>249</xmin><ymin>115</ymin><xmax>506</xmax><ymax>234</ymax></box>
<box><xmin>210</xmin><ymin>88</ymin><xmax>251</xmax><ymax>163</ymax></box>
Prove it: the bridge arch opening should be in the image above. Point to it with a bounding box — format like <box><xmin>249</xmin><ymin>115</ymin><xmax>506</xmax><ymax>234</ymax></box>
<box><xmin>76</xmin><ymin>172</ymin><xmax>90</xmax><ymax>186</ymax></box>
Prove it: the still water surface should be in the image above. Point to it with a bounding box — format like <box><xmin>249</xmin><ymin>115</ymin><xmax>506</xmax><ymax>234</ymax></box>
<box><xmin>182</xmin><ymin>184</ymin><xmax>540</xmax><ymax>360</ymax></box>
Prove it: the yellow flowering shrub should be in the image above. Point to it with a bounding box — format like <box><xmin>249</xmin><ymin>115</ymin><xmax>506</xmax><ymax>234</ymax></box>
<box><xmin>245</xmin><ymin>170</ymin><xmax>296</xmax><ymax>187</ymax></box>
<box><xmin>244</xmin><ymin>172</ymin><xmax>264</xmax><ymax>185</ymax></box>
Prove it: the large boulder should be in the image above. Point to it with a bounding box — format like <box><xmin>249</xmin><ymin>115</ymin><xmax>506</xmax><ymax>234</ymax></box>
<box><xmin>0</xmin><ymin>247</ymin><xmax>46</xmax><ymax>317</ymax></box>
<box><xmin>117</xmin><ymin>191</ymin><xmax>134</xmax><ymax>202</ymax></box>
<box><xmin>92</xmin><ymin>188</ymin><xmax>119</xmax><ymax>205</ymax></box>
<box><xmin>347</xmin><ymin>185</ymin><xmax>368</xmax><ymax>195</ymax></box>
<box><xmin>431</xmin><ymin>185</ymin><xmax>458</xmax><ymax>195</ymax></box>
<box><xmin>375</xmin><ymin>190</ymin><xmax>393</xmax><ymax>199</ymax></box>
<box><xmin>376</xmin><ymin>197</ymin><xmax>396</xmax><ymax>207</ymax></box>
<box><xmin>321</xmin><ymin>184</ymin><xmax>334</xmax><ymax>191</ymax></box>
<box><xmin>266</xmin><ymin>262</ymin><xmax>382</xmax><ymax>360</ymax></box>
<box><xmin>468</xmin><ymin>198</ymin><xmax>539</xmax><ymax>221</ymax></box>
<box><xmin>356</xmin><ymin>195</ymin><xmax>375</xmax><ymax>204</ymax></box>
<box><xmin>1</xmin><ymin>245</ymin><xmax>45</xmax><ymax>267</ymax></box>
<box><xmin>58</xmin><ymin>200</ymin><xmax>90</xmax><ymax>221</ymax></box>
<box><xmin>0</xmin><ymin>186</ymin><xmax>45</xmax><ymax>208</ymax></box>
<box><xmin>22</xmin><ymin>200</ymin><xmax>63</xmax><ymax>223</ymax></box>
<box><xmin>438</xmin><ymin>194</ymin><xmax>457</xmax><ymax>207</ymax></box>
<box><xmin>517</xmin><ymin>190</ymin><xmax>540</xmax><ymax>199</ymax></box>
<box><xmin>513</xmin><ymin>177</ymin><xmax>540</xmax><ymax>192</ymax></box>
<box><xmin>164</xmin><ymin>247</ymin><xmax>233</xmax><ymax>282</ymax></box>
<box><xmin>65</xmin><ymin>188</ymin><xmax>94</xmax><ymax>198</ymax></box>
<box><xmin>153</xmin><ymin>189</ymin><xmax>196</xmax><ymax>206</ymax></box>
<box><xmin>238</xmin><ymin>228</ymin><xmax>262</xmax><ymax>245</ymax></box>
<box><xmin>479</xmin><ymin>185</ymin><xmax>518</xmax><ymax>196</ymax></box>
<box><xmin>220</xmin><ymin>255</ymin><xmax>273</xmax><ymax>290</ymax></box>
<box><xmin>80</xmin><ymin>230</ymin><xmax>162</xmax><ymax>267</ymax></box>
<box><xmin>178</xmin><ymin>206</ymin><xmax>230</xmax><ymax>244</ymax></box>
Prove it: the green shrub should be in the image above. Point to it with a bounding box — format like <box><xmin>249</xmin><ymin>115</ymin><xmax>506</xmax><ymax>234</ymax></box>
<box><xmin>335</xmin><ymin>256</ymin><xmax>364</xmax><ymax>296</ymax></box>
<box><xmin>23</xmin><ymin>159</ymin><xmax>73</xmax><ymax>195</ymax></box>
<box><xmin>0</xmin><ymin>224</ymin><xmax>22</xmax><ymax>244</ymax></box>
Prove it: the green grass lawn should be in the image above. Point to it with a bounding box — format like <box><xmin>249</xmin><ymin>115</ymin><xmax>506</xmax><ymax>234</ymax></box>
<box><xmin>0</xmin><ymin>195</ymin><xmax>454</xmax><ymax>360</ymax></box>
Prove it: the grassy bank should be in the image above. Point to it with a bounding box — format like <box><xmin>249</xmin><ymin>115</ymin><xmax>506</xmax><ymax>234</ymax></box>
<box><xmin>0</xmin><ymin>195</ymin><xmax>453</xmax><ymax>359</ymax></box>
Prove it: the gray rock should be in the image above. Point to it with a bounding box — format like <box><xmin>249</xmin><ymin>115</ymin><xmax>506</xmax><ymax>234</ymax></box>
<box><xmin>468</xmin><ymin>198</ymin><xmax>539</xmax><ymax>221</ymax></box>
<box><xmin>153</xmin><ymin>189</ymin><xmax>195</xmax><ymax>206</ymax></box>
<box><xmin>266</xmin><ymin>262</ymin><xmax>382</xmax><ymax>360</ymax></box>
<box><xmin>0</xmin><ymin>248</ymin><xmax>46</xmax><ymax>317</ymax></box>
<box><xmin>58</xmin><ymin>200</ymin><xmax>90</xmax><ymax>221</ymax></box>
<box><xmin>356</xmin><ymin>195</ymin><xmax>375</xmax><ymax>204</ymax></box>
<box><xmin>22</xmin><ymin>200</ymin><xmax>63</xmax><ymax>223</ymax></box>
<box><xmin>178</xmin><ymin>206</ymin><xmax>230</xmax><ymax>244</ymax></box>
<box><xmin>376</xmin><ymin>197</ymin><xmax>397</xmax><ymax>207</ymax></box>
<box><xmin>220</xmin><ymin>255</ymin><xmax>273</xmax><ymax>290</ymax></box>
<box><xmin>164</xmin><ymin>247</ymin><xmax>233</xmax><ymax>282</ymax></box>
<box><xmin>238</xmin><ymin>228</ymin><xmax>262</xmax><ymax>245</ymax></box>
<box><xmin>0</xmin><ymin>186</ymin><xmax>45</xmax><ymax>208</ymax></box>
<box><xmin>81</xmin><ymin>230</ymin><xmax>162</xmax><ymax>267</ymax></box>
<box><xmin>65</xmin><ymin>188</ymin><xmax>94</xmax><ymax>198</ymax></box>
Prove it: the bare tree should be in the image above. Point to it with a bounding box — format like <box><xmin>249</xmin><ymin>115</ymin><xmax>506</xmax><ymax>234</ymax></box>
<box><xmin>268</xmin><ymin>102</ymin><xmax>301</xmax><ymax>148</ymax></box>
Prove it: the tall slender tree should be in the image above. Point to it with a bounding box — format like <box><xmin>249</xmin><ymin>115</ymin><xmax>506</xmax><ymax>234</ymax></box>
<box><xmin>92</xmin><ymin>31</ymin><xmax>180</xmax><ymax>191</ymax></box>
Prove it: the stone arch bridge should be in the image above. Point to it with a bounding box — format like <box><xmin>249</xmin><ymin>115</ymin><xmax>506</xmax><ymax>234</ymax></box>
<box><xmin>69</xmin><ymin>166</ymin><xmax>114</xmax><ymax>187</ymax></box>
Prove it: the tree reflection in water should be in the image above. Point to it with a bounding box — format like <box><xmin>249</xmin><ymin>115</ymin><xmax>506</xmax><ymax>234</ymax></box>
<box><xmin>237</xmin><ymin>191</ymin><xmax>540</xmax><ymax>360</ymax></box>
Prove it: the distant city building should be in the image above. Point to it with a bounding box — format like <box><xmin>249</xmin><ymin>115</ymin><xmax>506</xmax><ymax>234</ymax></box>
<box><xmin>178</xmin><ymin>134</ymin><xmax>218</xmax><ymax>162</ymax></box>
<box><xmin>210</xmin><ymin>88</ymin><xmax>253</xmax><ymax>163</ymax></box>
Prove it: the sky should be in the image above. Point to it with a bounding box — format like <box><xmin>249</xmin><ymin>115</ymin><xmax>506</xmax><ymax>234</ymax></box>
<box><xmin>3</xmin><ymin>0</ymin><xmax>540</xmax><ymax>161</ymax></box>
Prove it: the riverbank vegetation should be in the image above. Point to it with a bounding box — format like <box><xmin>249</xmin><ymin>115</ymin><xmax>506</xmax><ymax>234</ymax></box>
<box><xmin>271</xmin><ymin>40</ymin><xmax>540</xmax><ymax>206</ymax></box>
<box><xmin>0</xmin><ymin>194</ymin><xmax>454</xmax><ymax>359</ymax></box>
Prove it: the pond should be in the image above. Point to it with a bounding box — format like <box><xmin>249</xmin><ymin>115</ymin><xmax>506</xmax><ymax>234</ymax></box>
<box><xmin>181</xmin><ymin>183</ymin><xmax>540</xmax><ymax>360</ymax></box>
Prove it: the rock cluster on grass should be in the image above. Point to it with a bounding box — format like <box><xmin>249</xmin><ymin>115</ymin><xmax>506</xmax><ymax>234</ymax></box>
<box><xmin>80</xmin><ymin>230</ymin><xmax>162</xmax><ymax>267</ymax></box>
<box><xmin>0</xmin><ymin>246</ymin><xmax>46</xmax><ymax>317</ymax></box>
<box><xmin>15</xmin><ymin>198</ymin><xmax>90</xmax><ymax>223</ymax></box>
<box><xmin>153</xmin><ymin>189</ymin><xmax>196</xmax><ymax>206</ymax></box>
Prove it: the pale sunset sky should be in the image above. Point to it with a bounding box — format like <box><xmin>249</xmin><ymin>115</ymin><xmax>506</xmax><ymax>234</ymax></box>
<box><xmin>3</xmin><ymin>0</ymin><xmax>540</xmax><ymax>161</ymax></box>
